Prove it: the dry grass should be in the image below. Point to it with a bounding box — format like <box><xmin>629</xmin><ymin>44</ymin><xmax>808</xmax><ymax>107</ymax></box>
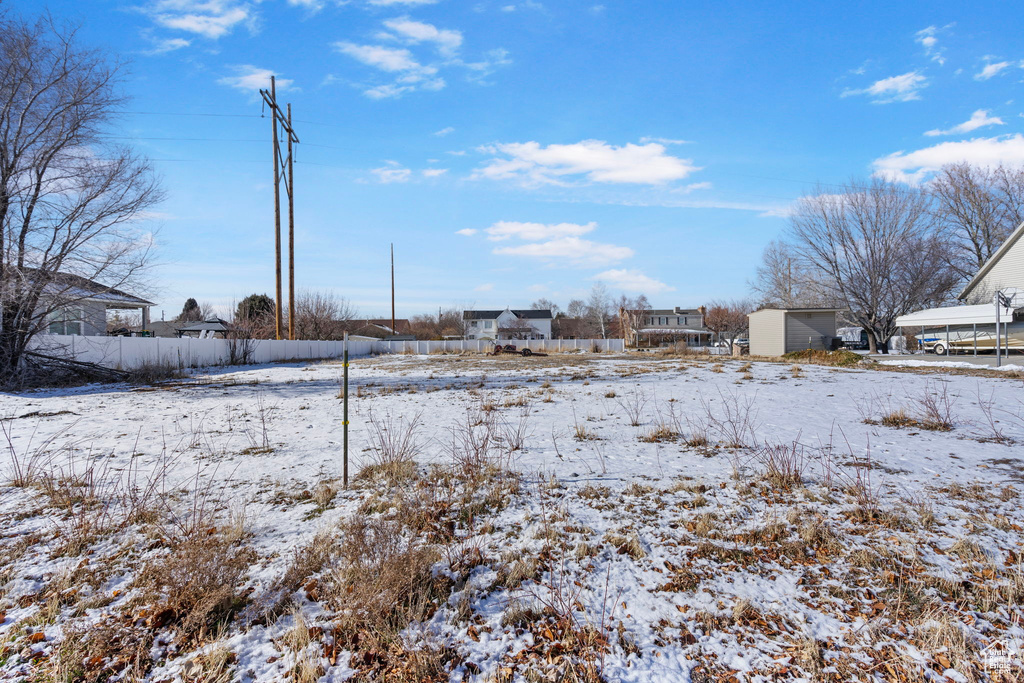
<box><xmin>135</xmin><ymin>527</ymin><xmax>256</xmax><ymax>642</ymax></box>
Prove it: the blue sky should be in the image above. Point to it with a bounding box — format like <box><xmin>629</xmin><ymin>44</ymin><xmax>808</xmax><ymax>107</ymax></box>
<box><xmin>25</xmin><ymin>0</ymin><xmax>1024</xmax><ymax>319</ymax></box>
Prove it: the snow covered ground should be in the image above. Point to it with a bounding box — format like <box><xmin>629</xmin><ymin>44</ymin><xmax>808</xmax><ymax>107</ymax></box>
<box><xmin>1</xmin><ymin>353</ymin><xmax>1022</xmax><ymax>681</ymax></box>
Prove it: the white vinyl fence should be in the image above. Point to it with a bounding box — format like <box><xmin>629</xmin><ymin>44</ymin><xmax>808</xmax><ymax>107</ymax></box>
<box><xmin>30</xmin><ymin>335</ymin><xmax>625</xmax><ymax>372</ymax></box>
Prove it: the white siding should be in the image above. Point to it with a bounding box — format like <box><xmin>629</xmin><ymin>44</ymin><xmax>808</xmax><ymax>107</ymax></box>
<box><xmin>748</xmin><ymin>310</ymin><xmax>786</xmax><ymax>356</ymax></box>
<box><xmin>969</xmin><ymin>233</ymin><xmax>1024</xmax><ymax>302</ymax></box>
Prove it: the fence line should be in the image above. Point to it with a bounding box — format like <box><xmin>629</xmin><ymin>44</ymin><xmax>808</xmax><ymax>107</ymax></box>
<box><xmin>29</xmin><ymin>335</ymin><xmax>626</xmax><ymax>371</ymax></box>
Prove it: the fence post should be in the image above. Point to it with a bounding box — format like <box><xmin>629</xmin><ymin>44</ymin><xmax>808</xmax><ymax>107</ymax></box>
<box><xmin>343</xmin><ymin>332</ymin><xmax>349</xmax><ymax>488</ymax></box>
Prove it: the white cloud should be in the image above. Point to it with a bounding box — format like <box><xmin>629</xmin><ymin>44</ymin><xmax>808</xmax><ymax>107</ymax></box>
<box><xmin>842</xmin><ymin>71</ymin><xmax>928</xmax><ymax>103</ymax></box>
<box><xmin>474</xmin><ymin>139</ymin><xmax>700</xmax><ymax>186</ymax></box>
<box><xmin>143</xmin><ymin>37</ymin><xmax>191</xmax><ymax>55</ymax></box>
<box><xmin>493</xmin><ymin>236</ymin><xmax>633</xmax><ymax>267</ymax></box>
<box><xmin>484</xmin><ymin>221</ymin><xmax>596</xmax><ymax>241</ymax></box>
<box><xmin>217</xmin><ymin>65</ymin><xmax>292</xmax><ymax>92</ymax></box>
<box><xmin>371</xmin><ymin>163</ymin><xmax>412</xmax><ymax>183</ymax></box>
<box><xmin>433</xmin><ymin>126</ymin><xmax>455</xmax><ymax>137</ymax></box>
<box><xmin>145</xmin><ymin>0</ymin><xmax>252</xmax><ymax>39</ymax></box>
<box><xmin>639</xmin><ymin>136</ymin><xmax>689</xmax><ymax>145</ymax></box>
<box><xmin>455</xmin><ymin>228</ymin><xmax>477</xmax><ymax>236</ymax></box>
<box><xmin>335</xmin><ymin>41</ymin><xmax>446</xmax><ymax>97</ymax></box>
<box><xmin>925</xmin><ymin>109</ymin><xmax>1004</xmax><ymax>136</ymax></box>
<box><xmin>915</xmin><ymin>25</ymin><xmax>947</xmax><ymax>65</ymax></box>
<box><xmin>872</xmin><ymin>134</ymin><xmax>1024</xmax><ymax>184</ymax></box>
<box><xmin>592</xmin><ymin>269</ymin><xmax>674</xmax><ymax>294</ymax></box>
<box><xmin>334</xmin><ymin>42</ymin><xmax>426</xmax><ymax>72</ymax></box>
<box><xmin>383</xmin><ymin>17</ymin><xmax>462</xmax><ymax>56</ymax></box>
<box><xmin>368</xmin><ymin>0</ymin><xmax>437</xmax><ymax>5</ymax></box>
<box><xmin>975</xmin><ymin>61</ymin><xmax>1013</xmax><ymax>81</ymax></box>
<box><xmin>422</xmin><ymin>168</ymin><xmax>448</xmax><ymax>177</ymax></box>
<box><xmin>474</xmin><ymin>283</ymin><xmax>494</xmax><ymax>292</ymax></box>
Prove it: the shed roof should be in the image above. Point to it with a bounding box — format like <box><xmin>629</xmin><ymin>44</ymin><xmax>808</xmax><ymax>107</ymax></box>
<box><xmin>748</xmin><ymin>307</ymin><xmax>845</xmax><ymax>316</ymax></box>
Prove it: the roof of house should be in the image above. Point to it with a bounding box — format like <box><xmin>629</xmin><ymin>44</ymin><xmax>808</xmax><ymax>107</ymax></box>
<box><xmin>352</xmin><ymin>319</ymin><xmax>411</xmax><ymax>334</ymax></box>
<box><xmin>463</xmin><ymin>308</ymin><xmax>553</xmax><ymax>320</ymax></box>
<box><xmin>646</xmin><ymin>308</ymin><xmax>703</xmax><ymax>316</ymax></box>
<box><xmin>34</xmin><ymin>270</ymin><xmax>154</xmax><ymax>307</ymax></box>
<box><xmin>959</xmin><ymin>219</ymin><xmax>1024</xmax><ymax>301</ymax></box>
<box><xmin>176</xmin><ymin>318</ymin><xmax>230</xmax><ymax>332</ymax></box>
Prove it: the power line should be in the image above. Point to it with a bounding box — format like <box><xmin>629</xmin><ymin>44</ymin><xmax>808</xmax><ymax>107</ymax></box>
<box><xmin>113</xmin><ymin>110</ymin><xmax>262</xmax><ymax>119</ymax></box>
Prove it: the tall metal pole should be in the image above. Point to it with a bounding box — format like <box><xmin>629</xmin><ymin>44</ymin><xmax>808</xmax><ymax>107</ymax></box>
<box><xmin>343</xmin><ymin>332</ymin><xmax>349</xmax><ymax>488</ymax></box>
<box><xmin>996</xmin><ymin>292</ymin><xmax>1002</xmax><ymax>368</ymax></box>
<box><xmin>390</xmin><ymin>243</ymin><xmax>396</xmax><ymax>334</ymax></box>
<box><xmin>271</xmin><ymin>76</ymin><xmax>283</xmax><ymax>341</ymax></box>
<box><xmin>287</xmin><ymin>103</ymin><xmax>296</xmax><ymax>341</ymax></box>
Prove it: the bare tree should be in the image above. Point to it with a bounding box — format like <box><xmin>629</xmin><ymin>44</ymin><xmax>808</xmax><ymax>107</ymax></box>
<box><xmin>615</xmin><ymin>294</ymin><xmax>650</xmax><ymax>346</ymax></box>
<box><xmin>750</xmin><ymin>240</ymin><xmax>834</xmax><ymax>307</ymax></box>
<box><xmin>0</xmin><ymin>13</ymin><xmax>163</xmax><ymax>383</ymax></box>
<box><xmin>788</xmin><ymin>179</ymin><xmax>957</xmax><ymax>353</ymax></box>
<box><xmin>530</xmin><ymin>298</ymin><xmax>560</xmax><ymax>316</ymax></box>
<box><xmin>704</xmin><ymin>299</ymin><xmax>754</xmax><ymax>348</ymax></box>
<box><xmin>929</xmin><ymin>162</ymin><xmax>1024</xmax><ymax>288</ymax></box>
<box><xmin>291</xmin><ymin>290</ymin><xmax>357</xmax><ymax>340</ymax></box>
<box><xmin>586</xmin><ymin>283</ymin><xmax>613</xmax><ymax>339</ymax></box>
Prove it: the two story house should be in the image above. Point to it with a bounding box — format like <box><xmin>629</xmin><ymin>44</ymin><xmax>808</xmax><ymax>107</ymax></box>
<box><xmin>463</xmin><ymin>308</ymin><xmax>553</xmax><ymax>340</ymax></box>
<box><xmin>635</xmin><ymin>307</ymin><xmax>711</xmax><ymax>347</ymax></box>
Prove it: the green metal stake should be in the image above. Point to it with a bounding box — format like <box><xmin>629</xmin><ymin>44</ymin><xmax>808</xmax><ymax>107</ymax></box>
<box><xmin>343</xmin><ymin>332</ymin><xmax>349</xmax><ymax>488</ymax></box>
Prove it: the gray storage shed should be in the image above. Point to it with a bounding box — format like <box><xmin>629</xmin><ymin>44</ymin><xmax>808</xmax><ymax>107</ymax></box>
<box><xmin>748</xmin><ymin>308</ymin><xmax>843</xmax><ymax>356</ymax></box>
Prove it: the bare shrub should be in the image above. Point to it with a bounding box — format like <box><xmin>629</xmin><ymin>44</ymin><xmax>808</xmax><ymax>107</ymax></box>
<box><xmin>698</xmin><ymin>387</ymin><xmax>760</xmax><ymax>448</ymax></box>
<box><xmin>500</xmin><ymin>401</ymin><xmax>533</xmax><ymax>453</ymax></box>
<box><xmin>361</xmin><ymin>410</ymin><xmax>422</xmax><ymax>481</ymax></box>
<box><xmin>840</xmin><ymin>447</ymin><xmax>884</xmax><ymax>523</ymax></box>
<box><xmin>916</xmin><ymin>381</ymin><xmax>956</xmax><ymax>431</ymax></box>
<box><xmin>446</xmin><ymin>406</ymin><xmax>503</xmax><ymax>477</ymax></box>
<box><xmin>754</xmin><ymin>439</ymin><xmax>809</xmax><ymax>490</ymax></box>
<box><xmin>974</xmin><ymin>385</ymin><xmax>1012</xmax><ymax>443</ymax></box>
<box><xmin>126</xmin><ymin>359</ymin><xmax>184</xmax><ymax>384</ymax></box>
<box><xmin>615</xmin><ymin>387</ymin><xmax>649</xmax><ymax>426</ymax></box>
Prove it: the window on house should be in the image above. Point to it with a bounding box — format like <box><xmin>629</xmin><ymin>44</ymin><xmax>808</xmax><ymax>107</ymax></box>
<box><xmin>47</xmin><ymin>308</ymin><xmax>84</xmax><ymax>335</ymax></box>
<box><xmin>471</xmin><ymin>320</ymin><xmax>478</xmax><ymax>327</ymax></box>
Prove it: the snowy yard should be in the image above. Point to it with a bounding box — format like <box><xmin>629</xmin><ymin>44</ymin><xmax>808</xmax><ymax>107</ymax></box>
<box><xmin>1</xmin><ymin>352</ymin><xmax>1022</xmax><ymax>682</ymax></box>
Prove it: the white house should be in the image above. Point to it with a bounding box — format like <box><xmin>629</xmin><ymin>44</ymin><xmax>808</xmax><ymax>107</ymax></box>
<box><xmin>463</xmin><ymin>308</ymin><xmax>553</xmax><ymax>340</ymax></box>
<box><xmin>959</xmin><ymin>219</ymin><xmax>1024</xmax><ymax>303</ymax></box>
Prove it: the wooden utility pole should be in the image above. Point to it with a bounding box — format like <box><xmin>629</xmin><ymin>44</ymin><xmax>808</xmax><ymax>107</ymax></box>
<box><xmin>390</xmin><ymin>243</ymin><xmax>396</xmax><ymax>334</ymax></box>
<box><xmin>270</xmin><ymin>77</ymin><xmax>282</xmax><ymax>340</ymax></box>
<box><xmin>287</xmin><ymin>104</ymin><xmax>295</xmax><ymax>340</ymax></box>
<box><xmin>258</xmin><ymin>76</ymin><xmax>299</xmax><ymax>341</ymax></box>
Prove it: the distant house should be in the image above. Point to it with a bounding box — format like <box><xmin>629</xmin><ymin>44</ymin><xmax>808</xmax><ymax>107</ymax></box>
<box><xmin>463</xmin><ymin>308</ymin><xmax>553</xmax><ymax>340</ymax></box>
<box><xmin>635</xmin><ymin>307</ymin><xmax>711</xmax><ymax>346</ymax></box>
<box><xmin>37</xmin><ymin>272</ymin><xmax>153</xmax><ymax>336</ymax></box>
<box><xmin>349</xmin><ymin>319</ymin><xmax>412</xmax><ymax>339</ymax></box>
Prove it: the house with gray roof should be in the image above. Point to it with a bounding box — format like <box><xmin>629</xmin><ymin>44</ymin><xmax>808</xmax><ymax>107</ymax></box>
<box><xmin>463</xmin><ymin>308</ymin><xmax>553</xmax><ymax>340</ymax></box>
